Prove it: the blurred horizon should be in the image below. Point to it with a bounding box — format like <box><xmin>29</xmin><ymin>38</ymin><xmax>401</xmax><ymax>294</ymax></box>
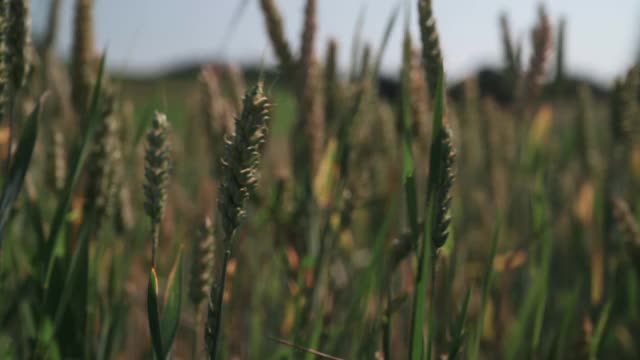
<box><xmin>32</xmin><ymin>0</ymin><xmax>640</xmax><ymax>85</ymax></box>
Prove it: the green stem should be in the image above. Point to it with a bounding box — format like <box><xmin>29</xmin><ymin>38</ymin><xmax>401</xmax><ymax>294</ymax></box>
<box><xmin>210</xmin><ymin>247</ymin><xmax>231</xmax><ymax>360</ymax></box>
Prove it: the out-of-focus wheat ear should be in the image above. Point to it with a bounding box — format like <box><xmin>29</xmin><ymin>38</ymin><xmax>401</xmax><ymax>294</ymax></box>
<box><xmin>432</xmin><ymin>127</ymin><xmax>455</xmax><ymax>249</ymax></box>
<box><xmin>43</xmin><ymin>0</ymin><xmax>61</xmax><ymax>57</ymax></box>
<box><xmin>499</xmin><ymin>13</ymin><xmax>518</xmax><ymax>78</ymax></box>
<box><xmin>525</xmin><ymin>5</ymin><xmax>552</xmax><ymax>99</ymax></box>
<box><xmin>555</xmin><ymin>17</ymin><xmax>566</xmax><ymax>87</ymax></box>
<box><xmin>0</xmin><ymin>1</ymin><xmax>8</xmax><ymax>123</ymax></box>
<box><xmin>8</xmin><ymin>0</ymin><xmax>31</xmax><ymax>90</ymax></box>
<box><xmin>298</xmin><ymin>0</ymin><xmax>316</xmax><ymax>85</ymax></box>
<box><xmin>189</xmin><ymin>216</ymin><xmax>215</xmax><ymax>322</ymax></box>
<box><xmin>114</xmin><ymin>181</ymin><xmax>135</xmax><ymax>234</ymax></box>
<box><xmin>622</xmin><ymin>66</ymin><xmax>640</xmax><ymax>141</ymax></box>
<box><xmin>84</xmin><ymin>93</ymin><xmax>122</xmax><ymax>228</ymax></box>
<box><xmin>611</xmin><ymin>197</ymin><xmax>640</xmax><ymax>275</ymax></box>
<box><xmin>199</xmin><ymin>66</ymin><xmax>235</xmax><ymax>178</ymax></box>
<box><xmin>410</xmin><ymin>48</ymin><xmax>430</xmax><ymax>141</ymax></box>
<box><xmin>46</xmin><ymin>122</ymin><xmax>66</xmax><ymax>192</ymax></box>
<box><xmin>611</xmin><ymin>67</ymin><xmax>640</xmax><ymax>143</ymax></box>
<box><xmin>71</xmin><ymin>0</ymin><xmax>96</xmax><ymax>115</ymax></box>
<box><xmin>418</xmin><ymin>0</ymin><xmax>443</xmax><ymax>103</ymax></box>
<box><xmin>259</xmin><ymin>0</ymin><xmax>295</xmax><ymax>74</ymax></box>
<box><xmin>324</xmin><ymin>38</ymin><xmax>338</xmax><ymax>132</ymax></box>
<box><xmin>218</xmin><ymin>82</ymin><xmax>271</xmax><ymax>242</ymax></box>
<box><xmin>144</xmin><ymin>111</ymin><xmax>171</xmax><ymax>267</ymax></box>
<box><xmin>223</xmin><ymin>63</ymin><xmax>246</xmax><ymax>111</ymax></box>
<box><xmin>294</xmin><ymin>58</ymin><xmax>325</xmax><ymax>178</ymax></box>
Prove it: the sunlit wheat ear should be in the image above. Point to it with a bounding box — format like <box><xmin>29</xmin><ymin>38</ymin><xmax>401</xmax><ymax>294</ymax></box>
<box><xmin>71</xmin><ymin>0</ymin><xmax>96</xmax><ymax>115</ymax></box>
<box><xmin>409</xmin><ymin>49</ymin><xmax>430</xmax><ymax>143</ymax></box>
<box><xmin>144</xmin><ymin>111</ymin><xmax>171</xmax><ymax>267</ymax></box>
<box><xmin>0</xmin><ymin>1</ymin><xmax>8</xmax><ymax>122</ymax></box>
<box><xmin>115</xmin><ymin>182</ymin><xmax>135</xmax><ymax>234</ymax></box>
<box><xmin>418</xmin><ymin>0</ymin><xmax>443</xmax><ymax>103</ymax></box>
<box><xmin>85</xmin><ymin>94</ymin><xmax>122</xmax><ymax>228</ymax></box>
<box><xmin>259</xmin><ymin>0</ymin><xmax>295</xmax><ymax>73</ymax></box>
<box><xmin>46</xmin><ymin>123</ymin><xmax>66</xmax><ymax>192</ymax></box>
<box><xmin>218</xmin><ymin>82</ymin><xmax>271</xmax><ymax>243</ymax></box>
<box><xmin>432</xmin><ymin>127</ymin><xmax>456</xmax><ymax>249</ymax></box>
<box><xmin>189</xmin><ymin>216</ymin><xmax>215</xmax><ymax>321</ymax></box>
<box><xmin>526</xmin><ymin>5</ymin><xmax>552</xmax><ymax>98</ymax></box>
<box><xmin>8</xmin><ymin>0</ymin><xmax>31</xmax><ymax>90</ymax></box>
<box><xmin>223</xmin><ymin>63</ymin><xmax>246</xmax><ymax>111</ymax></box>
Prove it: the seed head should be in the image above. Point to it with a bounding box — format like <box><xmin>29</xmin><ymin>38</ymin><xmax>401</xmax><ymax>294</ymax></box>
<box><xmin>189</xmin><ymin>217</ymin><xmax>215</xmax><ymax>310</ymax></box>
<box><xmin>217</xmin><ymin>83</ymin><xmax>271</xmax><ymax>242</ymax></box>
<box><xmin>418</xmin><ymin>0</ymin><xmax>443</xmax><ymax>103</ymax></box>
<box><xmin>8</xmin><ymin>0</ymin><xmax>31</xmax><ymax>90</ymax></box>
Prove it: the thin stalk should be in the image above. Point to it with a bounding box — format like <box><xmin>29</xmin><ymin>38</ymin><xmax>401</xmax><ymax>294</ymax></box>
<box><xmin>210</xmin><ymin>247</ymin><xmax>231</xmax><ymax>360</ymax></box>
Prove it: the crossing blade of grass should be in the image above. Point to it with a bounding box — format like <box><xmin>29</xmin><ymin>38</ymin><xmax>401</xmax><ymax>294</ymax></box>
<box><xmin>0</xmin><ymin>95</ymin><xmax>44</xmax><ymax>247</ymax></box>
<box><xmin>531</xmin><ymin>179</ymin><xmax>554</xmax><ymax>354</ymax></box>
<box><xmin>51</xmin><ymin>211</ymin><xmax>95</xmax><ymax>330</ymax></box>
<box><xmin>409</xmin><ymin>65</ymin><xmax>445</xmax><ymax>360</ymax></box>
<box><xmin>400</xmin><ymin>25</ymin><xmax>418</xmax><ymax>246</ymax></box>
<box><xmin>448</xmin><ymin>288</ymin><xmax>471</xmax><ymax>360</ymax></box>
<box><xmin>554</xmin><ymin>281</ymin><xmax>581</xmax><ymax>359</ymax></box>
<box><xmin>469</xmin><ymin>215</ymin><xmax>502</xmax><ymax>360</ymax></box>
<box><xmin>372</xmin><ymin>3</ymin><xmax>400</xmax><ymax>78</ymax></box>
<box><xmin>349</xmin><ymin>4</ymin><xmax>367</xmax><ymax>81</ymax></box>
<box><xmin>42</xmin><ymin>53</ymin><xmax>107</xmax><ymax>291</ymax></box>
<box><xmin>269</xmin><ymin>336</ymin><xmax>344</xmax><ymax>360</ymax></box>
<box><xmin>589</xmin><ymin>299</ymin><xmax>613</xmax><ymax>360</ymax></box>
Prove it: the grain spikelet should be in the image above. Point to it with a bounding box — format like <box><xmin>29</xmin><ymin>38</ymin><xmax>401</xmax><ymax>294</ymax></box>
<box><xmin>418</xmin><ymin>0</ymin><xmax>443</xmax><ymax>102</ymax></box>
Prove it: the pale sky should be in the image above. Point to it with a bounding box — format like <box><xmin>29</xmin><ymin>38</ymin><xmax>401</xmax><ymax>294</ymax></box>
<box><xmin>32</xmin><ymin>0</ymin><xmax>640</xmax><ymax>84</ymax></box>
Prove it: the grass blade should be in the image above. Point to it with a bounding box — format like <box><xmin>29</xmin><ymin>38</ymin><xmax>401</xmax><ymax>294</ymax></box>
<box><xmin>0</xmin><ymin>95</ymin><xmax>43</xmax><ymax>246</ymax></box>
<box><xmin>469</xmin><ymin>215</ymin><xmax>502</xmax><ymax>360</ymax></box>
<box><xmin>147</xmin><ymin>267</ymin><xmax>164</xmax><ymax>359</ymax></box>
<box><xmin>160</xmin><ymin>246</ymin><xmax>184</xmax><ymax>356</ymax></box>
<box><xmin>449</xmin><ymin>288</ymin><xmax>472</xmax><ymax>360</ymax></box>
<box><xmin>42</xmin><ymin>52</ymin><xmax>107</xmax><ymax>290</ymax></box>
<box><xmin>589</xmin><ymin>300</ymin><xmax>613</xmax><ymax>360</ymax></box>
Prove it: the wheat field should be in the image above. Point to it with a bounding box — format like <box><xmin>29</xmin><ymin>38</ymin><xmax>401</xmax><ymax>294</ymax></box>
<box><xmin>0</xmin><ymin>0</ymin><xmax>639</xmax><ymax>359</ymax></box>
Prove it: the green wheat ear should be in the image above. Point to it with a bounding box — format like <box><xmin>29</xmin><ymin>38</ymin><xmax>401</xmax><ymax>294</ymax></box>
<box><xmin>144</xmin><ymin>111</ymin><xmax>171</xmax><ymax>266</ymax></box>
<box><xmin>432</xmin><ymin>127</ymin><xmax>456</xmax><ymax>249</ymax></box>
<box><xmin>217</xmin><ymin>82</ymin><xmax>271</xmax><ymax>242</ymax></box>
